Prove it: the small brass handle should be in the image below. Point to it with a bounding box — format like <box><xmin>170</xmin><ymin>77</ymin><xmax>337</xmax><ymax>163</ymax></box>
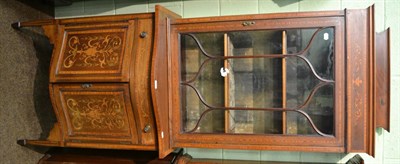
<box><xmin>81</xmin><ymin>83</ymin><xmax>92</xmax><ymax>89</ymax></box>
<box><xmin>143</xmin><ymin>124</ymin><xmax>151</xmax><ymax>133</ymax></box>
<box><xmin>242</xmin><ymin>21</ymin><xmax>255</xmax><ymax>26</ymax></box>
<box><xmin>140</xmin><ymin>32</ymin><xmax>147</xmax><ymax>38</ymax></box>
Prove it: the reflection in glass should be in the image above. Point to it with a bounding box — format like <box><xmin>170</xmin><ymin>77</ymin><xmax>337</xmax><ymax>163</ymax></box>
<box><xmin>181</xmin><ymin>33</ymin><xmax>225</xmax><ymax>133</ymax></box>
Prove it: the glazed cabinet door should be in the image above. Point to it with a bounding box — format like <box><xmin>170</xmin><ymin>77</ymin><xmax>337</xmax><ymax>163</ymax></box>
<box><xmin>51</xmin><ymin>83</ymin><xmax>139</xmax><ymax>146</ymax></box>
<box><xmin>169</xmin><ymin>16</ymin><xmax>346</xmax><ymax>152</ymax></box>
<box><xmin>50</xmin><ymin>21</ymin><xmax>135</xmax><ymax>82</ymax></box>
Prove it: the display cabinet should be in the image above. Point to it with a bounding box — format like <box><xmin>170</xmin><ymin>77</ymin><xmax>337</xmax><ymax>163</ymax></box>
<box><xmin>14</xmin><ymin>5</ymin><xmax>390</xmax><ymax>162</ymax></box>
<box><xmin>152</xmin><ymin>5</ymin><xmax>390</xmax><ymax>158</ymax></box>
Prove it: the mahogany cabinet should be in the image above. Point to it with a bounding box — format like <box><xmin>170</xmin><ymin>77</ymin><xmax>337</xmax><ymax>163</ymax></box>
<box><xmin>152</xmin><ymin>5</ymin><xmax>391</xmax><ymax>158</ymax></box>
<box><xmin>15</xmin><ymin>12</ymin><xmax>157</xmax><ymax>151</ymax></box>
<box><xmin>14</xmin><ymin>5</ymin><xmax>390</xmax><ymax>161</ymax></box>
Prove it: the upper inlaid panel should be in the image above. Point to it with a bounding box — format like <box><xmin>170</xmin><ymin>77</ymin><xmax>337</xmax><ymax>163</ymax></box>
<box><xmin>51</xmin><ymin>23</ymin><xmax>134</xmax><ymax>82</ymax></box>
<box><xmin>61</xmin><ymin>30</ymin><xmax>125</xmax><ymax>72</ymax></box>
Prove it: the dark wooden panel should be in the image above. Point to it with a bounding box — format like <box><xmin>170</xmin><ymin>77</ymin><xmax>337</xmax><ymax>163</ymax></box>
<box><xmin>375</xmin><ymin>28</ymin><xmax>390</xmax><ymax>132</ymax></box>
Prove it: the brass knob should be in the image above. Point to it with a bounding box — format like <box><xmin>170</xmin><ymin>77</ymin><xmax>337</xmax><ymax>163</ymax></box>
<box><xmin>143</xmin><ymin>124</ymin><xmax>151</xmax><ymax>133</ymax></box>
<box><xmin>140</xmin><ymin>32</ymin><xmax>147</xmax><ymax>38</ymax></box>
<box><xmin>242</xmin><ymin>21</ymin><xmax>255</xmax><ymax>26</ymax></box>
<box><xmin>81</xmin><ymin>83</ymin><xmax>92</xmax><ymax>89</ymax></box>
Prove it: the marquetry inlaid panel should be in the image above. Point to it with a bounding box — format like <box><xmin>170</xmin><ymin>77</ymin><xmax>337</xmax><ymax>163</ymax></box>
<box><xmin>53</xmin><ymin>26</ymin><xmax>133</xmax><ymax>82</ymax></box>
<box><xmin>63</xmin><ymin>34</ymin><xmax>123</xmax><ymax>70</ymax></box>
<box><xmin>60</xmin><ymin>29</ymin><xmax>126</xmax><ymax>72</ymax></box>
<box><xmin>64</xmin><ymin>94</ymin><xmax>129</xmax><ymax>133</ymax></box>
<box><xmin>53</xmin><ymin>84</ymin><xmax>137</xmax><ymax>141</ymax></box>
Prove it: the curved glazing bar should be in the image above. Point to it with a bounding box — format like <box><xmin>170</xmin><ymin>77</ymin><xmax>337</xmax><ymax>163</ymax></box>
<box><xmin>180</xmin><ymin>27</ymin><xmax>335</xmax><ymax>137</ymax></box>
<box><xmin>181</xmin><ymin>27</ymin><xmax>334</xmax><ymax>84</ymax></box>
<box><xmin>182</xmin><ymin>82</ymin><xmax>333</xmax><ymax>137</ymax></box>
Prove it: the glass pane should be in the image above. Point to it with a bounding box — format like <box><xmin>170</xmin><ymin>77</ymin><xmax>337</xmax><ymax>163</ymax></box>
<box><xmin>286</xmin><ymin>57</ymin><xmax>319</xmax><ymax>108</ymax></box>
<box><xmin>285</xmin><ymin>28</ymin><xmax>335</xmax><ymax>135</ymax></box>
<box><xmin>226</xmin><ymin>58</ymin><xmax>282</xmax><ymax>109</ymax></box>
<box><xmin>226</xmin><ymin>110</ymin><xmax>282</xmax><ymax>134</ymax></box>
<box><xmin>286</xmin><ymin>84</ymin><xmax>334</xmax><ymax>135</ymax></box>
<box><xmin>286</xmin><ymin>28</ymin><xmax>334</xmax><ymax>80</ymax></box>
<box><xmin>181</xmin><ymin>33</ymin><xmax>224</xmax><ymax>81</ymax></box>
<box><xmin>181</xmin><ymin>33</ymin><xmax>225</xmax><ymax>133</ymax></box>
<box><xmin>225</xmin><ymin>31</ymin><xmax>283</xmax><ymax>134</ymax></box>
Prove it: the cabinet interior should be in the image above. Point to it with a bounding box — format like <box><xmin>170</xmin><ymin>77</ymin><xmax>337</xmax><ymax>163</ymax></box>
<box><xmin>180</xmin><ymin>28</ymin><xmax>335</xmax><ymax>136</ymax></box>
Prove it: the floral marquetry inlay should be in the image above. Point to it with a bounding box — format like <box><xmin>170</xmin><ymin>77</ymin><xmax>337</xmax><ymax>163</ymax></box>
<box><xmin>61</xmin><ymin>31</ymin><xmax>125</xmax><ymax>71</ymax></box>
<box><xmin>64</xmin><ymin>94</ymin><xmax>129</xmax><ymax>132</ymax></box>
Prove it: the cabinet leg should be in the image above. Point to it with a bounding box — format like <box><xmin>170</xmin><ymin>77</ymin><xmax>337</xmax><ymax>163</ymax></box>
<box><xmin>11</xmin><ymin>22</ymin><xmax>21</xmax><ymax>30</ymax></box>
<box><xmin>17</xmin><ymin>139</ymin><xmax>60</xmax><ymax>147</ymax></box>
<box><xmin>17</xmin><ymin>139</ymin><xmax>27</xmax><ymax>146</ymax></box>
<box><xmin>16</xmin><ymin>139</ymin><xmax>54</xmax><ymax>153</ymax></box>
<box><xmin>11</xmin><ymin>19</ymin><xmax>55</xmax><ymax>30</ymax></box>
<box><xmin>175</xmin><ymin>153</ymin><xmax>193</xmax><ymax>164</ymax></box>
<box><xmin>168</xmin><ymin>148</ymin><xmax>192</xmax><ymax>164</ymax></box>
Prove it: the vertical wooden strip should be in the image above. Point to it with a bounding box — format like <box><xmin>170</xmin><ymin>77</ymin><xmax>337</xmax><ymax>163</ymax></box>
<box><xmin>152</xmin><ymin>5</ymin><xmax>181</xmax><ymax>158</ymax></box>
<box><xmin>368</xmin><ymin>5</ymin><xmax>376</xmax><ymax>157</ymax></box>
<box><xmin>130</xmin><ymin>18</ymin><xmax>156</xmax><ymax>145</ymax></box>
<box><xmin>282</xmin><ymin>31</ymin><xmax>287</xmax><ymax>134</ymax></box>
<box><xmin>375</xmin><ymin>29</ymin><xmax>390</xmax><ymax>131</ymax></box>
<box><xmin>224</xmin><ymin>33</ymin><xmax>230</xmax><ymax>133</ymax></box>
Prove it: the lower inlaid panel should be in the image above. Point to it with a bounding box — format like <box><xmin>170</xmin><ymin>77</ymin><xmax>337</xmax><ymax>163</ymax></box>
<box><xmin>52</xmin><ymin>83</ymin><xmax>138</xmax><ymax>144</ymax></box>
<box><xmin>64</xmin><ymin>93</ymin><xmax>129</xmax><ymax>133</ymax></box>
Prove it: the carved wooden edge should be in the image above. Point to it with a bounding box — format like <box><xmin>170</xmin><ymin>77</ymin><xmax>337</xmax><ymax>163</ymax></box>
<box><xmin>375</xmin><ymin>28</ymin><xmax>391</xmax><ymax>132</ymax></box>
<box><xmin>151</xmin><ymin>5</ymin><xmax>182</xmax><ymax>158</ymax></box>
<box><xmin>59</xmin><ymin>13</ymin><xmax>153</xmax><ymax>25</ymax></box>
<box><xmin>64</xmin><ymin>142</ymin><xmax>157</xmax><ymax>150</ymax></box>
<box><xmin>174</xmin><ymin>10</ymin><xmax>344</xmax><ymax>25</ymax></box>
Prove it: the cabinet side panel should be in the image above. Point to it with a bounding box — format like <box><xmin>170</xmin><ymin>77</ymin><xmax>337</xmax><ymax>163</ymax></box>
<box><xmin>130</xmin><ymin>18</ymin><xmax>157</xmax><ymax>146</ymax></box>
<box><xmin>48</xmin><ymin>85</ymin><xmax>65</xmax><ymax>145</ymax></box>
<box><xmin>345</xmin><ymin>7</ymin><xmax>374</xmax><ymax>155</ymax></box>
<box><xmin>375</xmin><ymin>29</ymin><xmax>390</xmax><ymax>132</ymax></box>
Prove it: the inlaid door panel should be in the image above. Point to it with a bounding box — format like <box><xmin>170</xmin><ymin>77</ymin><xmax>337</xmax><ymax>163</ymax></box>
<box><xmin>50</xmin><ymin>22</ymin><xmax>135</xmax><ymax>82</ymax></box>
<box><xmin>52</xmin><ymin>83</ymin><xmax>138</xmax><ymax>144</ymax></box>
